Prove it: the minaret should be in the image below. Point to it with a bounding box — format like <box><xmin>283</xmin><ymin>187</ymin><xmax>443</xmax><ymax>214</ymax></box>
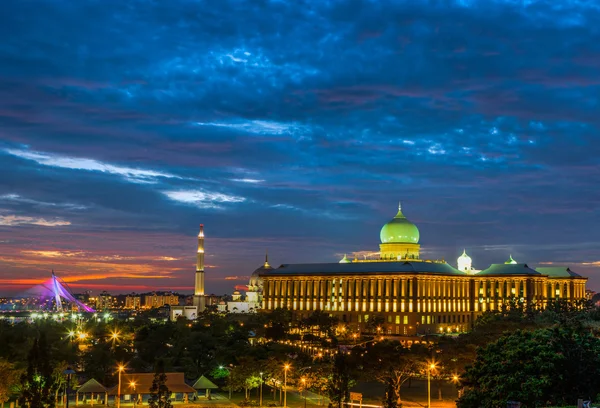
<box><xmin>193</xmin><ymin>224</ymin><xmax>206</xmax><ymax>312</ymax></box>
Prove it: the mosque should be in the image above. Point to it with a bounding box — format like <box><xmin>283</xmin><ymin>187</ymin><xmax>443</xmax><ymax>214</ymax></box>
<box><xmin>256</xmin><ymin>204</ymin><xmax>588</xmax><ymax>334</ymax></box>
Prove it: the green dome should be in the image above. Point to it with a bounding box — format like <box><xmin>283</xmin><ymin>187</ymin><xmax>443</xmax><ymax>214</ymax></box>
<box><xmin>380</xmin><ymin>205</ymin><xmax>420</xmax><ymax>244</ymax></box>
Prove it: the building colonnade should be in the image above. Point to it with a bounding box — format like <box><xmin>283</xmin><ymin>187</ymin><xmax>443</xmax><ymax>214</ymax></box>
<box><xmin>261</xmin><ymin>274</ymin><xmax>588</xmax><ymax>335</ymax></box>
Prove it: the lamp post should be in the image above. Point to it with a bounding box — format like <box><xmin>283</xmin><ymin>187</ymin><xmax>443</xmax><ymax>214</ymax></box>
<box><xmin>427</xmin><ymin>363</ymin><xmax>436</xmax><ymax>408</ymax></box>
<box><xmin>283</xmin><ymin>364</ymin><xmax>290</xmax><ymax>408</ymax></box>
<box><xmin>259</xmin><ymin>372</ymin><xmax>263</xmax><ymax>407</ymax></box>
<box><xmin>301</xmin><ymin>378</ymin><xmax>306</xmax><ymax>408</ymax></box>
<box><xmin>219</xmin><ymin>366</ymin><xmax>233</xmax><ymax>400</ymax></box>
<box><xmin>117</xmin><ymin>365</ymin><xmax>125</xmax><ymax>408</ymax></box>
<box><xmin>452</xmin><ymin>375</ymin><xmax>460</xmax><ymax>398</ymax></box>
<box><xmin>63</xmin><ymin>367</ymin><xmax>75</xmax><ymax>408</ymax></box>
<box><xmin>130</xmin><ymin>381</ymin><xmax>137</xmax><ymax>408</ymax></box>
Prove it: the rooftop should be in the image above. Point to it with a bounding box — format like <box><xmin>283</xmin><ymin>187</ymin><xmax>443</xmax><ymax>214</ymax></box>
<box><xmin>478</xmin><ymin>263</ymin><xmax>542</xmax><ymax>276</ymax></box>
<box><xmin>536</xmin><ymin>266</ymin><xmax>583</xmax><ymax>278</ymax></box>
<box><xmin>259</xmin><ymin>261</ymin><xmax>467</xmax><ymax>276</ymax></box>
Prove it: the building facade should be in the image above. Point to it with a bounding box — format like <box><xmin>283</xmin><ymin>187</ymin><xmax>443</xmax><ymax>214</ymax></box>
<box><xmin>259</xmin><ymin>204</ymin><xmax>588</xmax><ymax>335</ymax></box>
<box><xmin>125</xmin><ymin>294</ymin><xmax>141</xmax><ymax>309</ymax></box>
<box><xmin>143</xmin><ymin>292</ymin><xmax>179</xmax><ymax>309</ymax></box>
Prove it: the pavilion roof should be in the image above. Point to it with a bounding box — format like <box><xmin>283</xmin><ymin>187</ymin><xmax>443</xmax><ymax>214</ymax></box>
<box><xmin>77</xmin><ymin>379</ymin><xmax>108</xmax><ymax>394</ymax></box>
<box><xmin>107</xmin><ymin>373</ymin><xmax>195</xmax><ymax>395</ymax></box>
<box><xmin>192</xmin><ymin>376</ymin><xmax>218</xmax><ymax>390</ymax></box>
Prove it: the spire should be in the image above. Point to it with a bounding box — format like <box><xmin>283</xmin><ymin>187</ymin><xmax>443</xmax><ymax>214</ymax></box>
<box><xmin>264</xmin><ymin>249</ymin><xmax>271</xmax><ymax>268</ymax></box>
<box><xmin>394</xmin><ymin>201</ymin><xmax>406</xmax><ymax>218</ymax></box>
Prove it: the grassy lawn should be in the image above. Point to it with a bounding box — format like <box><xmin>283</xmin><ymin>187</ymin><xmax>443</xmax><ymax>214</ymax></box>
<box><xmin>352</xmin><ymin>379</ymin><xmax>459</xmax><ymax>408</ymax></box>
<box><xmin>224</xmin><ymin>387</ymin><xmax>328</xmax><ymax>408</ymax></box>
<box><xmin>219</xmin><ymin>379</ymin><xmax>459</xmax><ymax>408</ymax></box>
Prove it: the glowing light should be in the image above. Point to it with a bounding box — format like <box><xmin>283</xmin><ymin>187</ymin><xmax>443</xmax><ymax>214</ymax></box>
<box><xmin>111</xmin><ymin>331</ymin><xmax>120</xmax><ymax>340</ymax></box>
<box><xmin>78</xmin><ymin>332</ymin><xmax>88</xmax><ymax>340</ymax></box>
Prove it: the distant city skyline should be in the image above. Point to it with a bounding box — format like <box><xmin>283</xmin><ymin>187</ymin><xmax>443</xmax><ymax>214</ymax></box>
<box><xmin>1</xmin><ymin>0</ymin><xmax>599</xmax><ymax>295</ymax></box>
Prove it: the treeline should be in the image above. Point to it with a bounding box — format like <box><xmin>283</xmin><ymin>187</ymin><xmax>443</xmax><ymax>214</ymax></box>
<box><xmin>2</xmin><ymin>299</ymin><xmax>600</xmax><ymax>407</ymax></box>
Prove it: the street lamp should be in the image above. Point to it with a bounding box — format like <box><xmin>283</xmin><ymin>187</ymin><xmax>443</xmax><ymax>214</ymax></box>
<box><xmin>283</xmin><ymin>364</ymin><xmax>290</xmax><ymax>408</ymax></box>
<box><xmin>219</xmin><ymin>365</ymin><xmax>233</xmax><ymax>400</ymax></box>
<box><xmin>130</xmin><ymin>381</ymin><xmax>137</xmax><ymax>408</ymax></box>
<box><xmin>63</xmin><ymin>367</ymin><xmax>75</xmax><ymax>408</ymax></box>
<box><xmin>452</xmin><ymin>374</ymin><xmax>460</xmax><ymax>398</ymax></box>
<box><xmin>117</xmin><ymin>364</ymin><xmax>125</xmax><ymax>408</ymax></box>
<box><xmin>427</xmin><ymin>363</ymin><xmax>436</xmax><ymax>408</ymax></box>
<box><xmin>259</xmin><ymin>372</ymin><xmax>263</xmax><ymax>407</ymax></box>
<box><xmin>301</xmin><ymin>378</ymin><xmax>307</xmax><ymax>408</ymax></box>
<box><xmin>111</xmin><ymin>331</ymin><xmax>120</xmax><ymax>341</ymax></box>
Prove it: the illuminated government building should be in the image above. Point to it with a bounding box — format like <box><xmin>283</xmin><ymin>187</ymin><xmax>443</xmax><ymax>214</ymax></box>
<box><xmin>256</xmin><ymin>204</ymin><xmax>588</xmax><ymax>335</ymax></box>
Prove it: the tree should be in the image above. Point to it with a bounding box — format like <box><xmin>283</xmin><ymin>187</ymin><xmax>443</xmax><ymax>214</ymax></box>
<box><xmin>362</xmin><ymin>340</ymin><xmax>418</xmax><ymax>404</ymax></box>
<box><xmin>301</xmin><ymin>311</ymin><xmax>339</xmax><ymax>339</ymax></box>
<box><xmin>19</xmin><ymin>334</ymin><xmax>59</xmax><ymax>408</ymax></box>
<box><xmin>265</xmin><ymin>308</ymin><xmax>292</xmax><ymax>340</ymax></box>
<box><xmin>148</xmin><ymin>360</ymin><xmax>172</xmax><ymax>408</ymax></box>
<box><xmin>457</xmin><ymin>327</ymin><xmax>600</xmax><ymax>408</ymax></box>
<box><xmin>364</xmin><ymin>315</ymin><xmax>386</xmax><ymax>334</ymax></box>
<box><xmin>382</xmin><ymin>377</ymin><xmax>397</xmax><ymax>408</ymax></box>
<box><xmin>230</xmin><ymin>357</ymin><xmax>262</xmax><ymax>400</ymax></box>
<box><xmin>0</xmin><ymin>359</ymin><xmax>20</xmax><ymax>404</ymax></box>
<box><xmin>326</xmin><ymin>351</ymin><xmax>353</xmax><ymax>408</ymax></box>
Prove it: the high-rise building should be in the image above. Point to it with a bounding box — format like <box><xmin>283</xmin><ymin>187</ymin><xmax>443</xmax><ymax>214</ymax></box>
<box><xmin>95</xmin><ymin>291</ymin><xmax>114</xmax><ymax>310</ymax></box>
<box><xmin>125</xmin><ymin>294</ymin><xmax>141</xmax><ymax>309</ymax></box>
<box><xmin>144</xmin><ymin>293</ymin><xmax>162</xmax><ymax>308</ymax></box>
<box><xmin>143</xmin><ymin>292</ymin><xmax>179</xmax><ymax>308</ymax></box>
<box><xmin>163</xmin><ymin>292</ymin><xmax>179</xmax><ymax>306</ymax></box>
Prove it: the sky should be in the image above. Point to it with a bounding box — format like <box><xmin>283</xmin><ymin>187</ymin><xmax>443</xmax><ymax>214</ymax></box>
<box><xmin>1</xmin><ymin>0</ymin><xmax>600</xmax><ymax>296</ymax></box>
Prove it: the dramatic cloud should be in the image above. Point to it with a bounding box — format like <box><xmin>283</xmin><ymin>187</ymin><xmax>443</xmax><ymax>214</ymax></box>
<box><xmin>1</xmin><ymin>0</ymin><xmax>600</xmax><ymax>293</ymax></box>
<box><xmin>0</xmin><ymin>215</ymin><xmax>71</xmax><ymax>227</ymax></box>
<box><xmin>4</xmin><ymin>148</ymin><xmax>182</xmax><ymax>184</ymax></box>
<box><xmin>163</xmin><ymin>190</ymin><xmax>245</xmax><ymax>208</ymax></box>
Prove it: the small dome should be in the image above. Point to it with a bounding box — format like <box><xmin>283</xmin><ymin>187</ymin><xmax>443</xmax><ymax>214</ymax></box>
<box><xmin>339</xmin><ymin>254</ymin><xmax>351</xmax><ymax>264</ymax></box>
<box><xmin>249</xmin><ymin>252</ymin><xmax>271</xmax><ymax>289</ymax></box>
<box><xmin>458</xmin><ymin>249</ymin><xmax>471</xmax><ymax>262</ymax></box>
<box><xmin>380</xmin><ymin>204</ymin><xmax>420</xmax><ymax>244</ymax></box>
<box><xmin>457</xmin><ymin>249</ymin><xmax>472</xmax><ymax>272</ymax></box>
<box><xmin>249</xmin><ymin>268</ymin><xmax>264</xmax><ymax>289</ymax></box>
<box><xmin>505</xmin><ymin>255</ymin><xmax>517</xmax><ymax>264</ymax></box>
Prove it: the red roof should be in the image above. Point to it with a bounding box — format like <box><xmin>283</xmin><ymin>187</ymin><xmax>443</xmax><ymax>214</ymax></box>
<box><xmin>108</xmin><ymin>373</ymin><xmax>196</xmax><ymax>395</ymax></box>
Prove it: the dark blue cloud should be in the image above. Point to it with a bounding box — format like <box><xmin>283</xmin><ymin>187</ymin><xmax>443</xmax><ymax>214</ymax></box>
<box><xmin>1</xmin><ymin>0</ymin><xmax>600</xmax><ymax>293</ymax></box>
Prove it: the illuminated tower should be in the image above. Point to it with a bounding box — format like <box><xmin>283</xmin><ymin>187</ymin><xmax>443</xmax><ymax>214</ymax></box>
<box><xmin>193</xmin><ymin>224</ymin><xmax>206</xmax><ymax>312</ymax></box>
